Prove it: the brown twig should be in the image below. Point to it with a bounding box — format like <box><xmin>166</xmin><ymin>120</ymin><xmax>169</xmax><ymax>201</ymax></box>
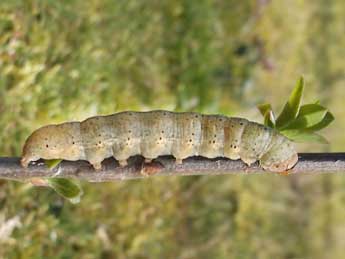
<box><xmin>0</xmin><ymin>153</ymin><xmax>345</xmax><ymax>182</ymax></box>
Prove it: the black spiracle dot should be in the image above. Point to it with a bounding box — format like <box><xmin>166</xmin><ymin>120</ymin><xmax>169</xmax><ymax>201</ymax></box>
<box><xmin>161</xmin><ymin>130</ymin><xmax>164</xmax><ymax>133</ymax></box>
<box><xmin>189</xmin><ymin>139</ymin><xmax>192</xmax><ymax>142</ymax></box>
<box><xmin>234</xmin><ymin>145</ymin><xmax>237</xmax><ymax>149</ymax></box>
<box><xmin>240</xmin><ymin>122</ymin><xmax>243</xmax><ymax>125</ymax></box>
<box><xmin>212</xmin><ymin>140</ymin><xmax>216</xmax><ymax>144</ymax></box>
<box><xmin>72</xmin><ymin>142</ymin><xmax>75</xmax><ymax>145</ymax></box>
<box><xmin>128</xmin><ymin>137</ymin><xmax>130</xmax><ymax>141</ymax></box>
<box><xmin>46</xmin><ymin>144</ymin><xmax>49</xmax><ymax>148</ymax></box>
<box><xmin>99</xmin><ymin>141</ymin><xmax>101</xmax><ymax>144</ymax></box>
<box><xmin>214</xmin><ymin>134</ymin><xmax>217</xmax><ymax>137</ymax></box>
<box><xmin>230</xmin><ymin>144</ymin><xmax>233</xmax><ymax>148</ymax></box>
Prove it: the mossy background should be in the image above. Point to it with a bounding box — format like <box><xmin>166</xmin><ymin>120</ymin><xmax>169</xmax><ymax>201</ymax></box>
<box><xmin>1</xmin><ymin>0</ymin><xmax>345</xmax><ymax>258</ymax></box>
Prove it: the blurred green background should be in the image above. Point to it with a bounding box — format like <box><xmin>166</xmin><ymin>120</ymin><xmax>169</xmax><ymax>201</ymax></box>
<box><xmin>1</xmin><ymin>0</ymin><xmax>345</xmax><ymax>258</ymax></box>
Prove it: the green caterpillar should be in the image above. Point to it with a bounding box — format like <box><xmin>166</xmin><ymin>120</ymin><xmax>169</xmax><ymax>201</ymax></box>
<box><xmin>21</xmin><ymin>111</ymin><xmax>298</xmax><ymax>172</ymax></box>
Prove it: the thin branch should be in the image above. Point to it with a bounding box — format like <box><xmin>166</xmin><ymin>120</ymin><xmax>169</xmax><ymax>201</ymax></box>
<box><xmin>0</xmin><ymin>153</ymin><xmax>345</xmax><ymax>182</ymax></box>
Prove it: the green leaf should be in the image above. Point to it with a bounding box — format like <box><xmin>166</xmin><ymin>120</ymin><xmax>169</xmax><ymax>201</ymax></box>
<box><xmin>45</xmin><ymin>159</ymin><xmax>62</xmax><ymax>169</ymax></box>
<box><xmin>257</xmin><ymin>103</ymin><xmax>273</xmax><ymax>116</ymax></box>
<box><xmin>257</xmin><ymin>77</ymin><xmax>334</xmax><ymax>144</ymax></box>
<box><xmin>276</xmin><ymin>77</ymin><xmax>305</xmax><ymax>128</ymax></box>
<box><xmin>263</xmin><ymin>110</ymin><xmax>276</xmax><ymax>128</ymax></box>
<box><xmin>257</xmin><ymin>103</ymin><xmax>275</xmax><ymax>128</ymax></box>
<box><xmin>306</xmin><ymin>111</ymin><xmax>334</xmax><ymax>131</ymax></box>
<box><xmin>281</xmin><ymin>129</ymin><xmax>329</xmax><ymax>144</ymax></box>
<box><xmin>47</xmin><ymin>178</ymin><xmax>83</xmax><ymax>204</ymax></box>
<box><xmin>281</xmin><ymin>104</ymin><xmax>328</xmax><ymax>130</ymax></box>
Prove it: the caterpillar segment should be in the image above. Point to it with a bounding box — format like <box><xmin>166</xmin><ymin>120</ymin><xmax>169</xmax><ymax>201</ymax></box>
<box><xmin>21</xmin><ymin>111</ymin><xmax>298</xmax><ymax>172</ymax></box>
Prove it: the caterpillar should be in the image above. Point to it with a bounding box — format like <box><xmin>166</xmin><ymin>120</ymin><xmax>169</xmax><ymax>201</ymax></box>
<box><xmin>21</xmin><ymin>110</ymin><xmax>298</xmax><ymax>172</ymax></box>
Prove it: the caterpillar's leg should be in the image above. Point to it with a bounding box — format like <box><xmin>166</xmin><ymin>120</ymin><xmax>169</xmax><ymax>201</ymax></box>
<box><xmin>145</xmin><ymin>158</ymin><xmax>153</xmax><ymax>163</ymax></box>
<box><xmin>21</xmin><ymin>157</ymin><xmax>30</xmax><ymax>168</ymax></box>
<box><xmin>90</xmin><ymin>161</ymin><xmax>102</xmax><ymax>171</ymax></box>
<box><xmin>85</xmin><ymin>148</ymin><xmax>109</xmax><ymax>171</ymax></box>
<box><xmin>241</xmin><ymin>157</ymin><xmax>257</xmax><ymax>166</ymax></box>
<box><xmin>21</xmin><ymin>156</ymin><xmax>39</xmax><ymax>168</ymax></box>
<box><xmin>140</xmin><ymin>160</ymin><xmax>164</xmax><ymax>176</ymax></box>
<box><xmin>175</xmin><ymin>158</ymin><xmax>183</xmax><ymax>165</ymax></box>
<box><xmin>118</xmin><ymin>159</ymin><xmax>128</xmax><ymax>167</ymax></box>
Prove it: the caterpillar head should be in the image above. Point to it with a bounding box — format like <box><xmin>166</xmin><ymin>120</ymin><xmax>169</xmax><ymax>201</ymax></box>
<box><xmin>259</xmin><ymin>136</ymin><xmax>298</xmax><ymax>172</ymax></box>
<box><xmin>21</xmin><ymin>122</ymin><xmax>83</xmax><ymax>167</ymax></box>
<box><xmin>261</xmin><ymin>152</ymin><xmax>298</xmax><ymax>172</ymax></box>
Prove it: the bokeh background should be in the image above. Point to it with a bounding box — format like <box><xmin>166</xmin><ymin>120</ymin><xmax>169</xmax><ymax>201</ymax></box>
<box><xmin>1</xmin><ymin>0</ymin><xmax>345</xmax><ymax>258</ymax></box>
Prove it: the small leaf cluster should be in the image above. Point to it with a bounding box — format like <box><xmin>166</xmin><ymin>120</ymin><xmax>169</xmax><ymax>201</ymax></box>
<box><xmin>257</xmin><ymin>77</ymin><xmax>334</xmax><ymax>143</ymax></box>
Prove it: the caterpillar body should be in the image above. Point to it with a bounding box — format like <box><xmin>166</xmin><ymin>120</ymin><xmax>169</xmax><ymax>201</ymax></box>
<box><xmin>21</xmin><ymin>110</ymin><xmax>298</xmax><ymax>172</ymax></box>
